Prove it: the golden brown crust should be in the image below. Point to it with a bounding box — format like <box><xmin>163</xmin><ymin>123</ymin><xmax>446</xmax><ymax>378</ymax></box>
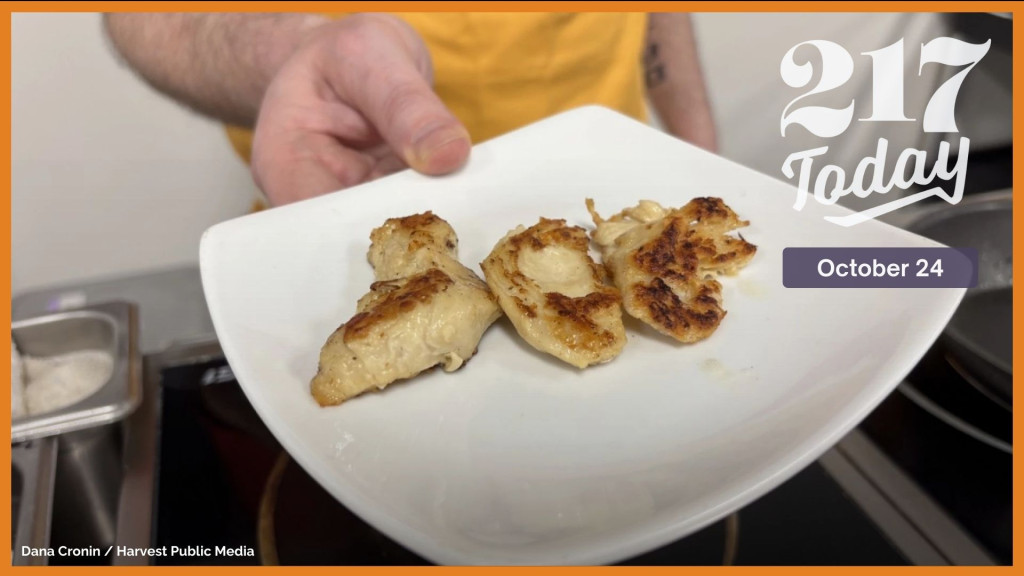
<box><xmin>367</xmin><ymin>211</ymin><xmax>461</xmax><ymax>280</ymax></box>
<box><xmin>543</xmin><ymin>291</ymin><xmax>624</xmax><ymax>354</ymax></box>
<box><xmin>481</xmin><ymin>218</ymin><xmax>626</xmax><ymax>368</ymax></box>
<box><xmin>506</xmin><ymin>218</ymin><xmax>590</xmax><ymax>253</ymax></box>
<box><xmin>312</xmin><ymin>212</ymin><xmax>501</xmax><ymax>406</ymax></box>
<box><xmin>588</xmin><ymin>197</ymin><xmax>756</xmax><ymax>343</ymax></box>
<box><xmin>343</xmin><ymin>269</ymin><xmax>455</xmax><ymax>343</ymax></box>
<box><xmin>632</xmin><ymin>278</ymin><xmax>723</xmax><ymax>340</ymax></box>
<box><xmin>380</xmin><ymin>212</ymin><xmax>457</xmax><ymax>253</ymax></box>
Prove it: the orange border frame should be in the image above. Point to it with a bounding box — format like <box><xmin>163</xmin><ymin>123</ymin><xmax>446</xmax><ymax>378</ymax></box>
<box><xmin>3</xmin><ymin>1</ymin><xmax>1020</xmax><ymax>572</ymax></box>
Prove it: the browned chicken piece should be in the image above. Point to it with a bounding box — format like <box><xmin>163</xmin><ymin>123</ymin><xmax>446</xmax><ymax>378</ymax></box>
<box><xmin>586</xmin><ymin>198</ymin><xmax>756</xmax><ymax>343</ymax></box>
<box><xmin>367</xmin><ymin>211</ymin><xmax>462</xmax><ymax>280</ymax></box>
<box><xmin>481</xmin><ymin>218</ymin><xmax>626</xmax><ymax>369</ymax></box>
<box><xmin>311</xmin><ymin>213</ymin><xmax>501</xmax><ymax>406</ymax></box>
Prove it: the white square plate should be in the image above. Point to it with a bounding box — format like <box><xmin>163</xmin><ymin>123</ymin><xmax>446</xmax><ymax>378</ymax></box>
<box><xmin>200</xmin><ymin>106</ymin><xmax>963</xmax><ymax>565</ymax></box>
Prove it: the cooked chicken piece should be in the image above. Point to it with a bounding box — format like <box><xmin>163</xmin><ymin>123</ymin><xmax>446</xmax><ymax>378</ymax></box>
<box><xmin>481</xmin><ymin>218</ymin><xmax>626</xmax><ymax>369</ymax></box>
<box><xmin>586</xmin><ymin>198</ymin><xmax>756</xmax><ymax>343</ymax></box>
<box><xmin>367</xmin><ymin>211</ymin><xmax>461</xmax><ymax>280</ymax></box>
<box><xmin>311</xmin><ymin>213</ymin><xmax>501</xmax><ymax>406</ymax></box>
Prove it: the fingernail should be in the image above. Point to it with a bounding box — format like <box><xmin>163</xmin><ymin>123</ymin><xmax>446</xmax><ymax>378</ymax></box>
<box><xmin>406</xmin><ymin>125</ymin><xmax>471</xmax><ymax>174</ymax></box>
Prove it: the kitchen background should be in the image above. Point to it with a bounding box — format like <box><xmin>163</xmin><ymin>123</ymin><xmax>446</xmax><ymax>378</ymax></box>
<box><xmin>13</xmin><ymin>12</ymin><xmax>1011</xmax><ymax>294</ymax></box>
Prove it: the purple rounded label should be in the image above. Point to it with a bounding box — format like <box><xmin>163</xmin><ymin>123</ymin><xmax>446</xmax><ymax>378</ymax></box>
<box><xmin>783</xmin><ymin>247</ymin><xmax>977</xmax><ymax>288</ymax></box>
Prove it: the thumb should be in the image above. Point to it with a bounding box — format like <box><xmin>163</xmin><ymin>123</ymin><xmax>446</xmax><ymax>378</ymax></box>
<box><xmin>330</xmin><ymin>29</ymin><xmax>471</xmax><ymax>175</ymax></box>
<box><xmin>366</xmin><ymin>72</ymin><xmax>471</xmax><ymax>175</ymax></box>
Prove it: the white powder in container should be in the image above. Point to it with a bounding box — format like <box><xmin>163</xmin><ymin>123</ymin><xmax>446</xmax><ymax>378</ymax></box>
<box><xmin>23</xmin><ymin>350</ymin><xmax>114</xmax><ymax>416</ymax></box>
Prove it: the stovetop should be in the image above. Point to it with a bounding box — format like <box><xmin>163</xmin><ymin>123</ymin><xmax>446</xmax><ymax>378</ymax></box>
<box><xmin>14</xmin><ymin>264</ymin><xmax>1010</xmax><ymax>566</ymax></box>
<box><xmin>860</xmin><ymin>343</ymin><xmax>1012</xmax><ymax>564</ymax></box>
<box><xmin>149</xmin><ymin>350</ymin><xmax>1000</xmax><ymax>566</ymax></box>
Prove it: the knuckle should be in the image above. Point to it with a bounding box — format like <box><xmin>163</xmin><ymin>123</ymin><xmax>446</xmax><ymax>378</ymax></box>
<box><xmin>382</xmin><ymin>81</ymin><xmax>421</xmax><ymax>112</ymax></box>
<box><xmin>381</xmin><ymin>81</ymin><xmax>430</xmax><ymax>125</ymax></box>
<box><xmin>331</xmin><ymin>14</ymin><xmax>390</xmax><ymax>58</ymax></box>
<box><xmin>332</xmin><ymin>26</ymin><xmax>370</xmax><ymax>60</ymax></box>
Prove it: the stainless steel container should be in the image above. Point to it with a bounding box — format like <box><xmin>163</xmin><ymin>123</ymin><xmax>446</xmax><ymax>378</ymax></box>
<box><xmin>11</xmin><ymin>301</ymin><xmax>142</xmax><ymax>565</ymax></box>
<box><xmin>50</xmin><ymin>424</ymin><xmax>124</xmax><ymax>556</ymax></box>
<box><xmin>11</xmin><ymin>438</ymin><xmax>57</xmax><ymax>566</ymax></box>
<box><xmin>11</xmin><ymin>301</ymin><xmax>141</xmax><ymax>443</ymax></box>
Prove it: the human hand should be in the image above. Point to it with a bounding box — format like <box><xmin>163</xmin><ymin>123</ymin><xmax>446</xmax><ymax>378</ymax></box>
<box><xmin>251</xmin><ymin>14</ymin><xmax>471</xmax><ymax>206</ymax></box>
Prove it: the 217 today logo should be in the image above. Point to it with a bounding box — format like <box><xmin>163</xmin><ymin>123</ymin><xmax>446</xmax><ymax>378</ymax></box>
<box><xmin>780</xmin><ymin>37</ymin><xmax>990</xmax><ymax>226</ymax></box>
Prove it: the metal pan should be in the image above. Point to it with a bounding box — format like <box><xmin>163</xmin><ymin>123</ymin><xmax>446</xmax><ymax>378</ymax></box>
<box><xmin>907</xmin><ymin>191</ymin><xmax>1012</xmax><ymax>405</ymax></box>
<box><xmin>11</xmin><ymin>301</ymin><xmax>142</xmax><ymax>443</ymax></box>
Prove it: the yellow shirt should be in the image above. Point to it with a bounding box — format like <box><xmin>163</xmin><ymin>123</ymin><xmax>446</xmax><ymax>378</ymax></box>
<box><xmin>226</xmin><ymin>13</ymin><xmax>648</xmax><ymax>162</ymax></box>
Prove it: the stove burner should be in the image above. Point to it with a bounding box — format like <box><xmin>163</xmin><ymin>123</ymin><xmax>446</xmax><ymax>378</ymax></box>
<box><xmin>860</xmin><ymin>343</ymin><xmax>1012</xmax><ymax>563</ymax></box>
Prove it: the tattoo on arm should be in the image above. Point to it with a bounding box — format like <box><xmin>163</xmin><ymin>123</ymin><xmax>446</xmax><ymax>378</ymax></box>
<box><xmin>644</xmin><ymin>41</ymin><xmax>666</xmax><ymax>88</ymax></box>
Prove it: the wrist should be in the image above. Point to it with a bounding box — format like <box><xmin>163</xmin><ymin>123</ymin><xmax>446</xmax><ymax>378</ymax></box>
<box><xmin>654</xmin><ymin>96</ymin><xmax>718</xmax><ymax>152</ymax></box>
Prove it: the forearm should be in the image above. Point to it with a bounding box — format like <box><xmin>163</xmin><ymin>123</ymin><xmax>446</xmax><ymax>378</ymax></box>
<box><xmin>644</xmin><ymin>13</ymin><xmax>717</xmax><ymax>151</ymax></box>
<box><xmin>103</xmin><ymin>13</ymin><xmax>328</xmax><ymax>126</ymax></box>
